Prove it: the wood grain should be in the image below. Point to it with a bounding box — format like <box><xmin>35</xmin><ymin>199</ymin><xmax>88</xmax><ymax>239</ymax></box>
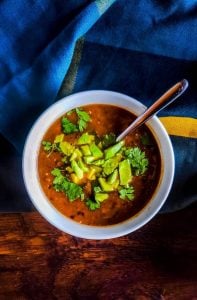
<box><xmin>0</xmin><ymin>204</ymin><xmax>197</xmax><ymax>299</ymax></box>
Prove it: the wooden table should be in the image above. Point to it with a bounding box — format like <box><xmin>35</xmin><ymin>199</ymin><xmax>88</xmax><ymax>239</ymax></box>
<box><xmin>0</xmin><ymin>204</ymin><xmax>197</xmax><ymax>299</ymax></box>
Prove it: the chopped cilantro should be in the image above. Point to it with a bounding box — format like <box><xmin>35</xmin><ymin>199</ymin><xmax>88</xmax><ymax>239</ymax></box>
<box><xmin>61</xmin><ymin>109</ymin><xmax>91</xmax><ymax>134</ymax></box>
<box><xmin>119</xmin><ymin>186</ymin><xmax>134</xmax><ymax>200</ymax></box>
<box><xmin>61</xmin><ymin>117</ymin><xmax>78</xmax><ymax>134</ymax></box>
<box><xmin>51</xmin><ymin>168</ymin><xmax>83</xmax><ymax>201</ymax></box>
<box><xmin>86</xmin><ymin>198</ymin><xmax>100</xmax><ymax>210</ymax></box>
<box><xmin>94</xmin><ymin>186</ymin><xmax>102</xmax><ymax>193</ymax></box>
<box><xmin>124</xmin><ymin>147</ymin><xmax>148</xmax><ymax>175</ymax></box>
<box><xmin>42</xmin><ymin>141</ymin><xmax>53</xmax><ymax>152</ymax></box>
<box><xmin>76</xmin><ymin>108</ymin><xmax>91</xmax><ymax>132</ymax></box>
<box><xmin>102</xmin><ymin>133</ymin><xmax>116</xmax><ymax>148</ymax></box>
<box><xmin>42</xmin><ymin>140</ymin><xmax>60</xmax><ymax>155</ymax></box>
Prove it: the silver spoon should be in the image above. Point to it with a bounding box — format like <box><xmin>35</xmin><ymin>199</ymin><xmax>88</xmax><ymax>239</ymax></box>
<box><xmin>116</xmin><ymin>79</ymin><xmax>189</xmax><ymax>142</ymax></box>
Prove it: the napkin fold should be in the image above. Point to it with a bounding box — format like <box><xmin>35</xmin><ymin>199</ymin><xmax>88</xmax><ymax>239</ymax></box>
<box><xmin>0</xmin><ymin>0</ymin><xmax>196</xmax><ymax>212</ymax></box>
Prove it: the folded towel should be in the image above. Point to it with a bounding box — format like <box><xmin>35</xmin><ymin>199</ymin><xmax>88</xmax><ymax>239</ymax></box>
<box><xmin>0</xmin><ymin>0</ymin><xmax>196</xmax><ymax>212</ymax></box>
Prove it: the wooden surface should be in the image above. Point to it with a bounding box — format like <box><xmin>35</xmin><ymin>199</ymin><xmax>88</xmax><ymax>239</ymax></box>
<box><xmin>0</xmin><ymin>204</ymin><xmax>197</xmax><ymax>300</ymax></box>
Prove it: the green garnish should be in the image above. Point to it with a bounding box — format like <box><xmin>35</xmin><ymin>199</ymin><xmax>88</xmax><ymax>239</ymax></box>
<box><xmin>59</xmin><ymin>141</ymin><xmax>74</xmax><ymax>156</ymax></box>
<box><xmin>54</xmin><ymin>134</ymin><xmax>64</xmax><ymax>144</ymax></box>
<box><xmin>61</xmin><ymin>117</ymin><xmax>78</xmax><ymax>134</ymax></box>
<box><xmin>104</xmin><ymin>141</ymin><xmax>124</xmax><ymax>160</ymax></box>
<box><xmin>86</xmin><ymin>198</ymin><xmax>100</xmax><ymax>210</ymax></box>
<box><xmin>119</xmin><ymin>159</ymin><xmax>132</xmax><ymax>186</ymax></box>
<box><xmin>51</xmin><ymin>168</ymin><xmax>83</xmax><ymax>201</ymax></box>
<box><xmin>103</xmin><ymin>155</ymin><xmax>121</xmax><ymax>175</ymax></box>
<box><xmin>102</xmin><ymin>133</ymin><xmax>116</xmax><ymax>148</ymax></box>
<box><xmin>119</xmin><ymin>186</ymin><xmax>134</xmax><ymax>200</ymax></box>
<box><xmin>77</xmin><ymin>132</ymin><xmax>95</xmax><ymax>145</ymax></box>
<box><xmin>94</xmin><ymin>186</ymin><xmax>102</xmax><ymax>193</ymax></box>
<box><xmin>124</xmin><ymin>147</ymin><xmax>148</xmax><ymax>175</ymax></box>
<box><xmin>76</xmin><ymin>108</ymin><xmax>91</xmax><ymax>132</ymax></box>
<box><xmin>42</xmin><ymin>141</ymin><xmax>53</xmax><ymax>152</ymax></box>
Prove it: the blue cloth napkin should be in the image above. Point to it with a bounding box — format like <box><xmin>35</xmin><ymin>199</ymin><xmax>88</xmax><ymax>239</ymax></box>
<box><xmin>0</xmin><ymin>0</ymin><xmax>196</xmax><ymax>212</ymax></box>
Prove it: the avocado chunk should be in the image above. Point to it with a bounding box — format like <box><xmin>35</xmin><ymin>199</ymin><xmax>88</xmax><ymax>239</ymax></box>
<box><xmin>77</xmin><ymin>133</ymin><xmax>95</xmax><ymax>145</ymax></box>
<box><xmin>98</xmin><ymin>178</ymin><xmax>114</xmax><ymax>192</ymax></box>
<box><xmin>80</xmin><ymin>145</ymin><xmax>91</xmax><ymax>156</ymax></box>
<box><xmin>70</xmin><ymin>149</ymin><xmax>82</xmax><ymax>161</ymax></box>
<box><xmin>90</xmin><ymin>143</ymin><xmax>103</xmax><ymax>159</ymax></box>
<box><xmin>54</xmin><ymin>134</ymin><xmax>64</xmax><ymax>144</ymax></box>
<box><xmin>104</xmin><ymin>141</ymin><xmax>124</xmax><ymax>159</ymax></box>
<box><xmin>71</xmin><ymin>160</ymin><xmax>83</xmax><ymax>179</ymax></box>
<box><xmin>78</xmin><ymin>158</ymin><xmax>89</xmax><ymax>172</ymax></box>
<box><xmin>95</xmin><ymin>193</ymin><xmax>109</xmax><ymax>202</ymax></box>
<box><xmin>108</xmin><ymin>169</ymin><xmax>118</xmax><ymax>184</ymax></box>
<box><xmin>59</xmin><ymin>141</ymin><xmax>75</xmax><ymax>156</ymax></box>
<box><xmin>103</xmin><ymin>155</ymin><xmax>121</xmax><ymax>175</ymax></box>
<box><xmin>119</xmin><ymin>159</ymin><xmax>132</xmax><ymax>186</ymax></box>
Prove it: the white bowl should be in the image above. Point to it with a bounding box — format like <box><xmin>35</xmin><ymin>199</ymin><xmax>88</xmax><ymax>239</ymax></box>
<box><xmin>22</xmin><ymin>90</ymin><xmax>174</xmax><ymax>239</ymax></box>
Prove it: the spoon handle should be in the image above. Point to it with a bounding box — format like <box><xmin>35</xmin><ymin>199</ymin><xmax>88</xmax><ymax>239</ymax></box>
<box><xmin>116</xmin><ymin>79</ymin><xmax>189</xmax><ymax>142</ymax></box>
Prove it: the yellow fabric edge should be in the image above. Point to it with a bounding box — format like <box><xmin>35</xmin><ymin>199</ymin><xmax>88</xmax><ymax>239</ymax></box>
<box><xmin>159</xmin><ymin>116</ymin><xmax>197</xmax><ymax>138</ymax></box>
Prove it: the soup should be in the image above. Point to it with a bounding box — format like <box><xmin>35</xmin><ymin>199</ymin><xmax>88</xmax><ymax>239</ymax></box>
<box><xmin>38</xmin><ymin>105</ymin><xmax>161</xmax><ymax>226</ymax></box>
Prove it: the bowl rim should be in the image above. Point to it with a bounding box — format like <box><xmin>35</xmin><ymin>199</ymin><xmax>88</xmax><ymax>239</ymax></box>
<box><xmin>22</xmin><ymin>90</ymin><xmax>175</xmax><ymax>239</ymax></box>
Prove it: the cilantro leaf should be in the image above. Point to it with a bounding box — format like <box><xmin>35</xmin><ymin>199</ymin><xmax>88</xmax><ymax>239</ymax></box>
<box><xmin>124</xmin><ymin>147</ymin><xmax>148</xmax><ymax>175</ymax></box>
<box><xmin>94</xmin><ymin>186</ymin><xmax>102</xmax><ymax>193</ymax></box>
<box><xmin>119</xmin><ymin>186</ymin><xmax>134</xmax><ymax>200</ymax></box>
<box><xmin>61</xmin><ymin>117</ymin><xmax>78</xmax><ymax>134</ymax></box>
<box><xmin>86</xmin><ymin>198</ymin><xmax>100</xmax><ymax>210</ymax></box>
<box><xmin>51</xmin><ymin>168</ymin><xmax>83</xmax><ymax>201</ymax></box>
<box><xmin>66</xmin><ymin>182</ymin><xmax>84</xmax><ymax>201</ymax></box>
<box><xmin>78</xmin><ymin>119</ymin><xmax>87</xmax><ymax>132</ymax></box>
<box><xmin>42</xmin><ymin>141</ymin><xmax>53</xmax><ymax>152</ymax></box>
<box><xmin>76</xmin><ymin>108</ymin><xmax>91</xmax><ymax>122</ymax></box>
<box><xmin>102</xmin><ymin>133</ymin><xmax>116</xmax><ymax>148</ymax></box>
<box><xmin>76</xmin><ymin>108</ymin><xmax>91</xmax><ymax>132</ymax></box>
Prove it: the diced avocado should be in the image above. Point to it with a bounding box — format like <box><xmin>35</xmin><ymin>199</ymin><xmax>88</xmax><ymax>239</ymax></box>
<box><xmin>108</xmin><ymin>169</ymin><xmax>118</xmax><ymax>184</ymax></box>
<box><xmin>113</xmin><ymin>179</ymin><xmax>120</xmax><ymax>189</ymax></box>
<box><xmin>92</xmin><ymin>159</ymin><xmax>105</xmax><ymax>166</ymax></box>
<box><xmin>54</xmin><ymin>134</ymin><xmax>64</xmax><ymax>144</ymax></box>
<box><xmin>95</xmin><ymin>193</ymin><xmax>109</xmax><ymax>202</ymax></box>
<box><xmin>104</xmin><ymin>141</ymin><xmax>124</xmax><ymax>159</ymax></box>
<box><xmin>87</xmin><ymin>168</ymin><xmax>96</xmax><ymax>180</ymax></box>
<box><xmin>119</xmin><ymin>159</ymin><xmax>132</xmax><ymax>186</ymax></box>
<box><xmin>83</xmin><ymin>156</ymin><xmax>96</xmax><ymax>164</ymax></box>
<box><xmin>90</xmin><ymin>143</ymin><xmax>103</xmax><ymax>159</ymax></box>
<box><xmin>98</xmin><ymin>178</ymin><xmax>114</xmax><ymax>192</ymax></box>
<box><xmin>80</xmin><ymin>145</ymin><xmax>91</xmax><ymax>156</ymax></box>
<box><xmin>59</xmin><ymin>141</ymin><xmax>74</xmax><ymax>156</ymax></box>
<box><xmin>71</xmin><ymin>160</ymin><xmax>83</xmax><ymax>179</ymax></box>
<box><xmin>70</xmin><ymin>149</ymin><xmax>82</xmax><ymax>161</ymax></box>
<box><xmin>87</xmin><ymin>166</ymin><xmax>101</xmax><ymax>180</ymax></box>
<box><xmin>91</xmin><ymin>166</ymin><xmax>102</xmax><ymax>174</ymax></box>
<box><xmin>78</xmin><ymin>158</ymin><xmax>89</xmax><ymax>173</ymax></box>
<box><xmin>103</xmin><ymin>155</ymin><xmax>122</xmax><ymax>175</ymax></box>
<box><xmin>77</xmin><ymin>133</ymin><xmax>95</xmax><ymax>145</ymax></box>
<box><xmin>70</xmin><ymin>173</ymin><xmax>81</xmax><ymax>184</ymax></box>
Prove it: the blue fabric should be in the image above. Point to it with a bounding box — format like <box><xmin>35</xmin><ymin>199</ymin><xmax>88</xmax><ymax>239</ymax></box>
<box><xmin>0</xmin><ymin>0</ymin><xmax>196</xmax><ymax>212</ymax></box>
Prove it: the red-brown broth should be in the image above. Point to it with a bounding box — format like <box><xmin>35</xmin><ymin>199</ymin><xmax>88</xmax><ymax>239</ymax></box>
<box><xmin>38</xmin><ymin>105</ymin><xmax>161</xmax><ymax>226</ymax></box>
